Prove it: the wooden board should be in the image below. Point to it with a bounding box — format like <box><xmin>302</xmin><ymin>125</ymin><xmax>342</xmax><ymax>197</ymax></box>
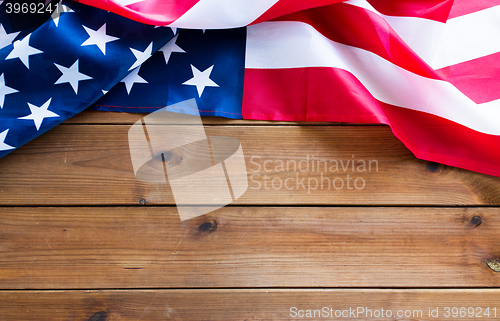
<box><xmin>65</xmin><ymin>110</ymin><xmax>368</xmax><ymax>125</ymax></box>
<box><xmin>0</xmin><ymin>206</ymin><xmax>499</xmax><ymax>289</ymax></box>
<box><xmin>1</xmin><ymin>124</ymin><xmax>499</xmax><ymax>206</ymax></box>
<box><xmin>2</xmin><ymin>289</ymin><xmax>500</xmax><ymax>320</ymax></box>
<box><xmin>3</xmin><ymin>111</ymin><xmax>500</xmax><ymax>318</ymax></box>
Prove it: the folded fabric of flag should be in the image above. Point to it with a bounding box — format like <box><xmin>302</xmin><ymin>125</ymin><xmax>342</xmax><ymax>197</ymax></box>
<box><xmin>2</xmin><ymin>0</ymin><xmax>500</xmax><ymax>178</ymax></box>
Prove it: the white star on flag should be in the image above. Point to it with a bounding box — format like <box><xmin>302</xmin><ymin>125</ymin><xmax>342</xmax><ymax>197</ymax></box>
<box><xmin>18</xmin><ymin>98</ymin><xmax>59</xmax><ymax>131</ymax></box>
<box><xmin>0</xmin><ymin>73</ymin><xmax>18</xmax><ymax>109</ymax></box>
<box><xmin>121</xmin><ymin>66</ymin><xmax>147</xmax><ymax>94</ymax></box>
<box><xmin>6</xmin><ymin>34</ymin><xmax>43</xmax><ymax>69</ymax></box>
<box><xmin>128</xmin><ymin>42</ymin><xmax>153</xmax><ymax>71</ymax></box>
<box><xmin>51</xmin><ymin>3</ymin><xmax>74</xmax><ymax>27</ymax></box>
<box><xmin>54</xmin><ymin>59</ymin><xmax>93</xmax><ymax>94</ymax></box>
<box><xmin>0</xmin><ymin>129</ymin><xmax>14</xmax><ymax>151</ymax></box>
<box><xmin>182</xmin><ymin>64</ymin><xmax>219</xmax><ymax>97</ymax></box>
<box><xmin>0</xmin><ymin>23</ymin><xmax>20</xmax><ymax>48</ymax></box>
<box><xmin>81</xmin><ymin>23</ymin><xmax>119</xmax><ymax>55</ymax></box>
<box><xmin>159</xmin><ymin>34</ymin><xmax>185</xmax><ymax>65</ymax></box>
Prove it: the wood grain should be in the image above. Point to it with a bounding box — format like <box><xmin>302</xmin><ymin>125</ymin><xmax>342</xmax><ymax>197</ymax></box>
<box><xmin>3</xmin><ymin>111</ymin><xmax>500</xmax><ymax>316</ymax></box>
<box><xmin>1</xmin><ymin>289</ymin><xmax>500</xmax><ymax>320</ymax></box>
<box><xmin>0</xmin><ymin>124</ymin><xmax>499</xmax><ymax>206</ymax></box>
<box><xmin>65</xmin><ymin>110</ymin><xmax>366</xmax><ymax>125</ymax></box>
<box><xmin>0</xmin><ymin>206</ymin><xmax>499</xmax><ymax>289</ymax></box>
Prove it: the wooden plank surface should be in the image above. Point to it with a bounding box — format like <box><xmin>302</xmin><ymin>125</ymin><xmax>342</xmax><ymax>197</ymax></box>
<box><xmin>3</xmin><ymin>111</ymin><xmax>500</xmax><ymax>318</ymax></box>
<box><xmin>1</xmin><ymin>124</ymin><xmax>500</xmax><ymax>206</ymax></box>
<box><xmin>65</xmin><ymin>110</ymin><xmax>367</xmax><ymax>125</ymax></box>
<box><xmin>2</xmin><ymin>289</ymin><xmax>500</xmax><ymax>320</ymax></box>
<box><xmin>0</xmin><ymin>206</ymin><xmax>499</xmax><ymax>289</ymax></box>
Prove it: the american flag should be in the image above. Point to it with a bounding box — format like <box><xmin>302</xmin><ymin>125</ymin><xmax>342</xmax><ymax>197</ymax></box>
<box><xmin>2</xmin><ymin>0</ymin><xmax>500</xmax><ymax>177</ymax></box>
<box><xmin>0</xmin><ymin>0</ymin><xmax>174</xmax><ymax>158</ymax></box>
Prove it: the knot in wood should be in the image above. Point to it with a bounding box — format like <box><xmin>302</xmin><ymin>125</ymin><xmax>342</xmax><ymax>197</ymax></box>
<box><xmin>486</xmin><ymin>259</ymin><xmax>500</xmax><ymax>272</ymax></box>
<box><xmin>425</xmin><ymin>161</ymin><xmax>443</xmax><ymax>173</ymax></box>
<box><xmin>199</xmin><ymin>219</ymin><xmax>217</xmax><ymax>233</ymax></box>
<box><xmin>87</xmin><ymin>311</ymin><xmax>108</xmax><ymax>321</ymax></box>
<box><xmin>470</xmin><ymin>215</ymin><xmax>482</xmax><ymax>227</ymax></box>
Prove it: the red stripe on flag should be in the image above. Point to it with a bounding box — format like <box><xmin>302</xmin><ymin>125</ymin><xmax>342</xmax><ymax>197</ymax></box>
<box><xmin>437</xmin><ymin>52</ymin><xmax>500</xmax><ymax>104</ymax></box>
<box><xmin>448</xmin><ymin>0</ymin><xmax>500</xmax><ymax>18</ymax></box>
<box><xmin>242</xmin><ymin>68</ymin><xmax>388</xmax><ymax>123</ymax></box>
<box><xmin>367</xmin><ymin>0</ymin><xmax>453</xmax><ymax>22</ymax></box>
<box><xmin>127</xmin><ymin>0</ymin><xmax>200</xmax><ymax>23</ymax></box>
<box><xmin>381</xmin><ymin>102</ymin><xmax>500</xmax><ymax>178</ymax></box>
<box><xmin>74</xmin><ymin>0</ymin><xmax>201</xmax><ymax>25</ymax></box>
<box><xmin>274</xmin><ymin>4</ymin><xmax>440</xmax><ymax>80</ymax></box>
<box><xmin>243</xmin><ymin>67</ymin><xmax>500</xmax><ymax>177</ymax></box>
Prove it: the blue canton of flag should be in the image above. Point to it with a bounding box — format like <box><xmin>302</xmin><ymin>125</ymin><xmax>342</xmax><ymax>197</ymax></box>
<box><xmin>0</xmin><ymin>0</ymin><xmax>174</xmax><ymax>159</ymax></box>
<box><xmin>91</xmin><ymin>27</ymin><xmax>246</xmax><ymax>119</ymax></box>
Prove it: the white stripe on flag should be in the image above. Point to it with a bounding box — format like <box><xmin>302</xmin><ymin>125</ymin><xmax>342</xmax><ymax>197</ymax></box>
<box><xmin>432</xmin><ymin>5</ymin><xmax>500</xmax><ymax>69</ymax></box>
<box><xmin>170</xmin><ymin>0</ymin><xmax>279</xmax><ymax>29</ymax></box>
<box><xmin>246</xmin><ymin>21</ymin><xmax>500</xmax><ymax>135</ymax></box>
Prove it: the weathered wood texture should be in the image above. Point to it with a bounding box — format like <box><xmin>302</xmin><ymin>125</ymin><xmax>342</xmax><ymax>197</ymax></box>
<box><xmin>1</xmin><ymin>289</ymin><xmax>500</xmax><ymax>320</ymax></box>
<box><xmin>0</xmin><ymin>207</ymin><xmax>499</xmax><ymax>289</ymax></box>
<box><xmin>1</xmin><ymin>124</ymin><xmax>499</xmax><ymax>206</ymax></box>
